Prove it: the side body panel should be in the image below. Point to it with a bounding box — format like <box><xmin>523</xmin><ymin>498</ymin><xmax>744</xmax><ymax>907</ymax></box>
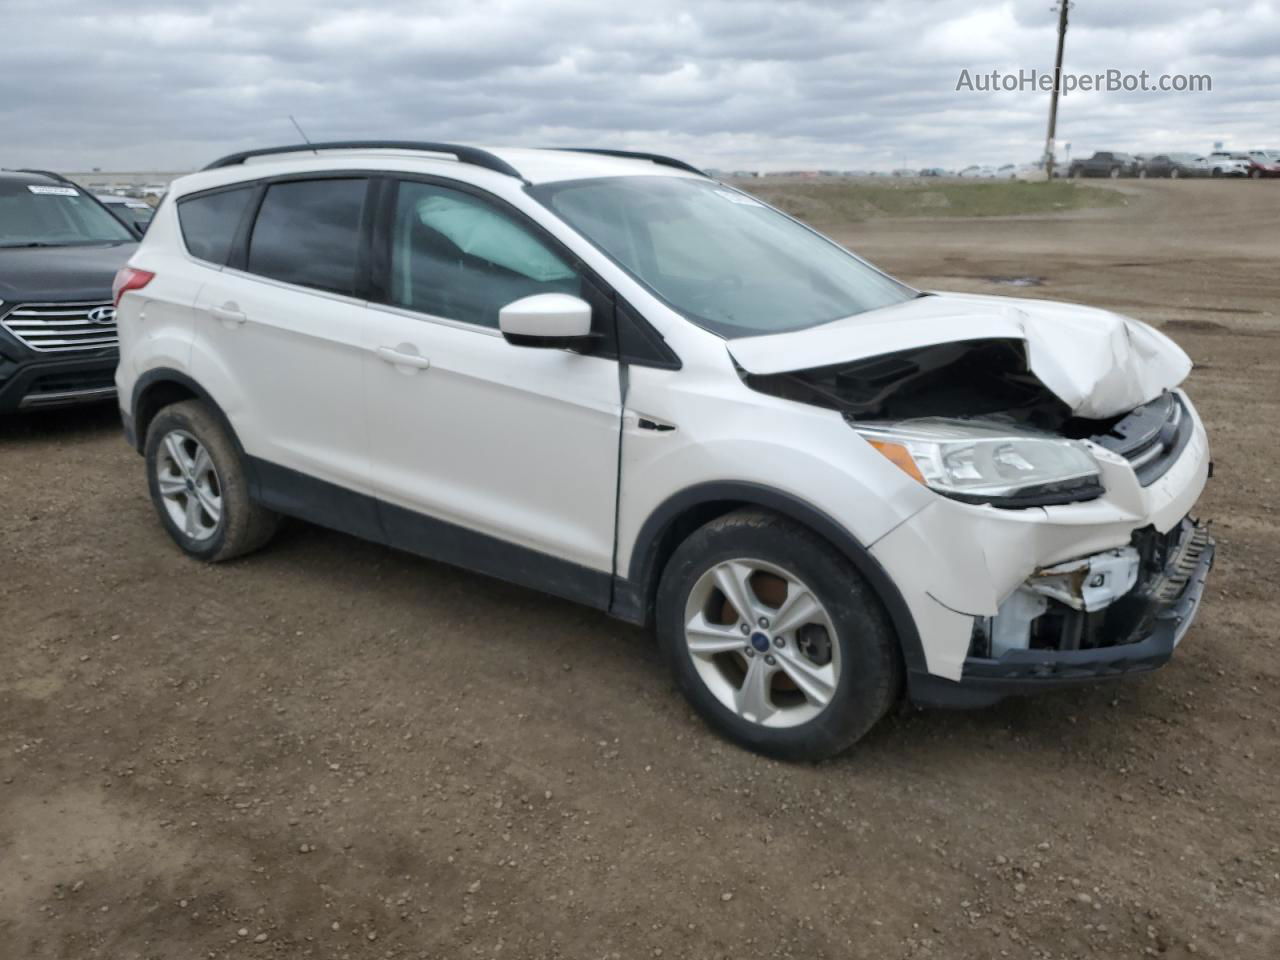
<box><xmin>188</xmin><ymin>270</ymin><xmax>372</xmax><ymax>499</ymax></box>
<box><xmin>361</xmin><ymin>305</ymin><xmax>621</xmax><ymax>576</ymax></box>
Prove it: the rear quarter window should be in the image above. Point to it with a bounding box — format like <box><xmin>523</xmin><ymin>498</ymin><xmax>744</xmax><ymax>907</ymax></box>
<box><xmin>246</xmin><ymin>178</ymin><xmax>367</xmax><ymax>296</ymax></box>
<box><xmin>177</xmin><ymin>186</ymin><xmax>255</xmax><ymax>265</ymax></box>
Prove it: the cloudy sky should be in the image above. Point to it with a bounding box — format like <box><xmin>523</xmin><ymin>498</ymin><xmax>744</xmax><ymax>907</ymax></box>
<box><xmin>4</xmin><ymin>0</ymin><xmax>1278</xmax><ymax>172</ymax></box>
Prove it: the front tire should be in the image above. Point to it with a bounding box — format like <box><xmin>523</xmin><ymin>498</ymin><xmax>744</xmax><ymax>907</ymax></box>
<box><xmin>656</xmin><ymin>510</ymin><xmax>901</xmax><ymax>761</ymax></box>
<box><xmin>144</xmin><ymin>400</ymin><xmax>280</xmax><ymax>562</ymax></box>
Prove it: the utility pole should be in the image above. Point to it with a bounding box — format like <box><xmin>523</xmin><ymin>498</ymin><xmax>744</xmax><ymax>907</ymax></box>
<box><xmin>1043</xmin><ymin>1</ymin><xmax>1072</xmax><ymax>179</ymax></box>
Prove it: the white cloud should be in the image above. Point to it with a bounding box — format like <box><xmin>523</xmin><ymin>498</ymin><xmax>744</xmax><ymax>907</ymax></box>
<box><xmin>2</xmin><ymin>0</ymin><xmax>1276</xmax><ymax>172</ymax></box>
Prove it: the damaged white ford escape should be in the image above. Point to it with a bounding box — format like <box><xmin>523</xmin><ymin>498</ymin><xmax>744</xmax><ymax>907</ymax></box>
<box><xmin>114</xmin><ymin>143</ymin><xmax>1213</xmax><ymax>760</ymax></box>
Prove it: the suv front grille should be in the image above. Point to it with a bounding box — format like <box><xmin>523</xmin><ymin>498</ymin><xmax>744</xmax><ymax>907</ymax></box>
<box><xmin>0</xmin><ymin>301</ymin><xmax>118</xmax><ymax>353</ymax></box>
<box><xmin>1089</xmin><ymin>392</ymin><xmax>1192</xmax><ymax>487</ymax></box>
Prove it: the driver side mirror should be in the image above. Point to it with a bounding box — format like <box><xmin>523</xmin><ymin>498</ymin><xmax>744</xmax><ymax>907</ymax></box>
<box><xmin>498</xmin><ymin>293</ymin><xmax>594</xmax><ymax>349</ymax></box>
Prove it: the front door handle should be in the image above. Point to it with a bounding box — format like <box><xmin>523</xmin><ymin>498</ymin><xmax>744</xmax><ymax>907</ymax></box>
<box><xmin>211</xmin><ymin>303</ymin><xmax>246</xmax><ymax>326</ymax></box>
<box><xmin>376</xmin><ymin>345</ymin><xmax>432</xmax><ymax>371</ymax></box>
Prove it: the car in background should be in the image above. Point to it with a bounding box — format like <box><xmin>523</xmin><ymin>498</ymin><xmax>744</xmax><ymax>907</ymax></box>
<box><xmin>1241</xmin><ymin>151</ymin><xmax>1280</xmax><ymax>179</ymax></box>
<box><xmin>957</xmin><ymin>165</ymin><xmax>997</xmax><ymax>178</ymax></box>
<box><xmin>1205</xmin><ymin>152</ymin><xmax>1251</xmax><ymax>178</ymax></box>
<box><xmin>0</xmin><ymin>169</ymin><xmax>138</xmax><ymax>412</ymax></box>
<box><xmin>98</xmin><ymin>194</ymin><xmax>155</xmax><ymax>233</ymax></box>
<box><xmin>1011</xmin><ymin>162</ymin><xmax>1047</xmax><ymax>181</ymax></box>
<box><xmin>1140</xmin><ymin>154</ymin><xmax>1211</xmax><ymax>178</ymax></box>
<box><xmin>1068</xmin><ymin>151</ymin><xmax>1140</xmax><ymax>178</ymax></box>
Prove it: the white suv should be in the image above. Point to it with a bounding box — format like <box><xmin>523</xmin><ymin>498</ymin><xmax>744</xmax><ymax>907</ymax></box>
<box><xmin>114</xmin><ymin>141</ymin><xmax>1214</xmax><ymax>759</ymax></box>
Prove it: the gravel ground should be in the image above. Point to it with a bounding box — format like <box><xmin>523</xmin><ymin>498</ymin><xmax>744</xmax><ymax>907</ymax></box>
<box><xmin>1</xmin><ymin>178</ymin><xmax>1277</xmax><ymax>959</ymax></box>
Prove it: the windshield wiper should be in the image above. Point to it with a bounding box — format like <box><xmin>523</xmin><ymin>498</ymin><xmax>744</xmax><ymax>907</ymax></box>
<box><xmin>0</xmin><ymin>241</ymin><xmax>59</xmax><ymax>248</ymax></box>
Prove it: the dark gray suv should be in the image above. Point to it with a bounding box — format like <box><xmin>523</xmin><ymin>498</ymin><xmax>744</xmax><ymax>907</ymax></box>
<box><xmin>0</xmin><ymin>169</ymin><xmax>138</xmax><ymax>412</ymax></box>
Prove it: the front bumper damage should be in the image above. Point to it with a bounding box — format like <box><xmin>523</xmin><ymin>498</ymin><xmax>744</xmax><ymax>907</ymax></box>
<box><xmin>909</xmin><ymin>518</ymin><xmax>1214</xmax><ymax>707</ymax></box>
<box><xmin>867</xmin><ymin>389</ymin><xmax>1213</xmax><ymax>708</ymax></box>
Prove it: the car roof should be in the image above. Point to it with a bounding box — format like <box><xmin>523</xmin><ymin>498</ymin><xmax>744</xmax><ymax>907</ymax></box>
<box><xmin>168</xmin><ymin>144</ymin><xmax>706</xmax><ymax>200</ymax></box>
<box><xmin>0</xmin><ymin>168</ymin><xmax>66</xmax><ymax>185</ymax></box>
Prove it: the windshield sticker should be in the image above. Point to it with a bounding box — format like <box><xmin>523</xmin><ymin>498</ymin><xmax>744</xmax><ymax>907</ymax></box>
<box><xmin>28</xmin><ymin>184</ymin><xmax>79</xmax><ymax>197</ymax></box>
<box><xmin>714</xmin><ymin>189</ymin><xmax>763</xmax><ymax>207</ymax></box>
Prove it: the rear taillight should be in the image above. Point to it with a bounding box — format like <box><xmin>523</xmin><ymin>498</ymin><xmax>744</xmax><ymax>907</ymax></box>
<box><xmin>112</xmin><ymin>267</ymin><xmax>155</xmax><ymax>306</ymax></box>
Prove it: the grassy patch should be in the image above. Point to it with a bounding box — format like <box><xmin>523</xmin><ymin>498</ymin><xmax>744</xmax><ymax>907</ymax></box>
<box><xmin>729</xmin><ymin>178</ymin><xmax>1126</xmax><ymax>224</ymax></box>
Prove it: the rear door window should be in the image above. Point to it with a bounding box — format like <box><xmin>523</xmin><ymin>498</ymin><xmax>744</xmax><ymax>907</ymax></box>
<box><xmin>177</xmin><ymin>186</ymin><xmax>255</xmax><ymax>265</ymax></box>
<box><xmin>247</xmin><ymin>179</ymin><xmax>367</xmax><ymax>296</ymax></box>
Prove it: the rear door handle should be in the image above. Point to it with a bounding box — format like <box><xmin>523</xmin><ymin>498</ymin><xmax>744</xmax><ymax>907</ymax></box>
<box><xmin>376</xmin><ymin>345</ymin><xmax>432</xmax><ymax>371</ymax></box>
<box><xmin>211</xmin><ymin>303</ymin><xmax>246</xmax><ymax>326</ymax></box>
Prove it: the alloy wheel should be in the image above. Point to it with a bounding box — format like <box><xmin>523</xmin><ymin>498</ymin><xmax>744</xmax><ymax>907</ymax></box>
<box><xmin>683</xmin><ymin>558</ymin><xmax>840</xmax><ymax>728</ymax></box>
<box><xmin>156</xmin><ymin>429</ymin><xmax>222</xmax><ymax>541</ymax></box>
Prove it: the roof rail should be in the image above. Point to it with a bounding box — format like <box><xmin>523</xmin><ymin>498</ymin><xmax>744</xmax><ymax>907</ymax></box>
<box><xmin>549</xmin><ymin>148</ymin><xmax>708</xmax><ymax>178</ymax></box>
<box><xmin>202</xmin><ymin>141</ymin><xmax>527</xmax><ymax>182</ymax></box>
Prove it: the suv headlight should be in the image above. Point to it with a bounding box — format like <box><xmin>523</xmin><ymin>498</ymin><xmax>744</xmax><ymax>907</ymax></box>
<box><xmin>853</xmin><ymin>418</ymin><xmax>1103</xmax><ymax>507</ymax></box>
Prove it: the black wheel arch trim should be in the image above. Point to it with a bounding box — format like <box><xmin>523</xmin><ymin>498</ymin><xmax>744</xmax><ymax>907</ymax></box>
<box><xmin>621</xmin><ymin>481</ymin><xmax>927</xmax><ymax>673</ymax></box>
<box><xmin>129</xmin><ymin>368</ymin><xmax>253</xmax><ymax>472</ymax></box>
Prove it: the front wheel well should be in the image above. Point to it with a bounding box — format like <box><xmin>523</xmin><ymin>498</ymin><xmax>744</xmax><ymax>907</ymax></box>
<box><xmin>623</xmin><ymin>485</ymin><xmax>925</xmax><ymax>676</ymax></box>
<box><xmin>631</xmin><ymin>498</ymin><xmax>748</xmax><ymax>621</ymax></box>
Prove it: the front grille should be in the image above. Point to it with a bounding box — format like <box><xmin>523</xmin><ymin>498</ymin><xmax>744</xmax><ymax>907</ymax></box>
<box><xmin>0</xmin><ymin>301</ymin><xmax>118</xmax><ymax>353</ymax></box>
<box><xmin>1089</xmin><ymin>392</ymin><xmax>1192</xmax><ymax>486</ymax></box>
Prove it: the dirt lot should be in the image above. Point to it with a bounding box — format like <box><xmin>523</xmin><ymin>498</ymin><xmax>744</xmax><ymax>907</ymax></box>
<box><xmin>2</xmin><ymin>178</ymin><xmax>1277</xmax><ymax>959</ymax></box>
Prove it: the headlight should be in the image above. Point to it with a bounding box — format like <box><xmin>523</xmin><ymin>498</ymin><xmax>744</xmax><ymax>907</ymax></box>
<box><xmin>853</xmin><ymin>418</ymin><xmax>1102</xmax><ymax>507</ymax></box>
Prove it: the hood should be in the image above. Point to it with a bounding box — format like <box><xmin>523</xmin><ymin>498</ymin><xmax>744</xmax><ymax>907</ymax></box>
<box><xmin>727</xmin><ymin>292</ymin><xmax>1192</xmax><ymax>419</ymax></box>
<box><xmin>0</xmin><ymin>242</ymin><xmax>137</xmax><ymax>305</ymax></box>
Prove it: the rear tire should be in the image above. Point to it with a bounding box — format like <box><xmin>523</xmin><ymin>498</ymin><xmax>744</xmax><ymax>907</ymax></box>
<box><xmin>144</xmin><ymin>400</ymin><xmax>279</xmax><ymax>562</ymax></box>
<box><xmin>655</xmin><ymin>509</ymin><xmax>901</xmax><ymax>761</ymax></box>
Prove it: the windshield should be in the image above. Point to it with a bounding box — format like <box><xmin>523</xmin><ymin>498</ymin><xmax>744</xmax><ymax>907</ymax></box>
<box><xmin>0</xmin><ymin>180</ymin><xmax>135</xmax><ymax>247</ymax></box>
<box><xmin>532</xmin><ymin>176</ymin><xmax>915</xmax><ymax>338</ymax></box>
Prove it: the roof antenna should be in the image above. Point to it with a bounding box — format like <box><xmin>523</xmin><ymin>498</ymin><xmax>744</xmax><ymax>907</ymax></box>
<box><xmin>289</xmin><ymin>115</ymin><xmax>319</xmax><ymax>155</ymax></box>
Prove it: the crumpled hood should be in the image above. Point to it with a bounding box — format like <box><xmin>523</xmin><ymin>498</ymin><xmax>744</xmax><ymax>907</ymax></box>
<box><xmin>727</xmin><ymin>291</ymin><xmax>1192</xmax><ymax>419</ymax></box>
